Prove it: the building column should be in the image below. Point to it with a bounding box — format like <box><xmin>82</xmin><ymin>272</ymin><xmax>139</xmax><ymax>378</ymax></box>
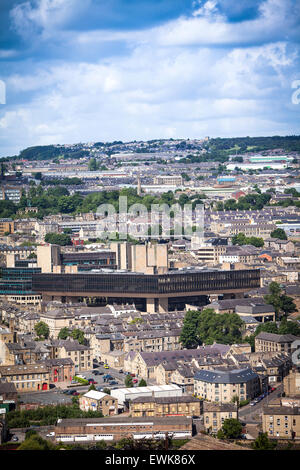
<box><xmin>146</xmin><ymin>298</ymin><xmax>156</xmax><ymax>313</ymax></box>
<box><xmin>158</xmin><ymin>297</ymin><xmax>168</xmax><ymax>313</ymax></box>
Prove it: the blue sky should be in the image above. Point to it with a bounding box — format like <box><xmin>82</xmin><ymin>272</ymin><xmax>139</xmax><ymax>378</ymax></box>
<box><xmin>0</xmin><ymin>0</ymin><xmax>299</xmax><ymax>157</ymax></box>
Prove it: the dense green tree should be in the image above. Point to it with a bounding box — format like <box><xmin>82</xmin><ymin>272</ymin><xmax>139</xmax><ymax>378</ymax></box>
<box><xmin>251</xmin><ymin>432</ymin><xmax>277</xmax><ymax>450</ymax></box>
<box><xmin>216</xmin><ymin>419</ymin><xmax>242</xmax><ymax>439</ymax></box>
<box><xmin>138</xmin><ymin>379</ymin><xmax>147</xmax><ymax>387</ymax></box>
<box><xmin>270</xmin><ymin>228</ymin><xmax>287</xmax><ymax>240</ymax></box>
<box><xmin>232</xmin><ymin>233</ymin><xmax>264</xmax><ymax>247</ymax></box>
<box><xmin>179</xmin><ymin>310</ymin><xmax>201</xmax><ymax>349</ymax></box>
<box><xmin>34</xmin><ymin>321</ymin><xmax>50</xmax><ymax>339</ymax></box>
<box><xmin>70</xmin><ymin>329</ymin><xmax>86</xmax><ymax>345</ymax></box>
<box><xmin>58</xmin><ymin>327</ymin><xmax>70</xmax><ymax>340</ymax></box>
<box><xmin>0</xmin><ymin>200</ymin><xmax>17</xmax><ymax>218</ymax></box>
<box><xmin>180</xmin><ymin>308</ymin><xmax>243</xmax><ymax>347</ymax></box>
<box><xmin>17</xmin><ymin>434</ymin><xmax>56</xmax><ymax>450</ymax></box>
<box><xmin>278</xmin><ymin>317</ymin><xmax>300</xmax><ymax>336</ymax></box>
<box><xmin>44</xmin><ymin>232</ymin><xmax>72</xmax><ymax>246</ymax></box>
<box><xmin>264</xmin><ymin>282</ymin><xmax>297</xmax><ymax>319</ymax></box>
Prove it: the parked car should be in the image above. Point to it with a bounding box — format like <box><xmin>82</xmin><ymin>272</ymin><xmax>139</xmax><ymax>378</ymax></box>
<box><xmin>96</xmin><ymin>387</ymin><xmax>103</xmax><ymax>392</ymax></box>
<box><xmin>119</xmin><ymin>369</ymin><xmax>123</xmax><ymax>373</ymax></box>
<box><xmin>46</xmin><ymin>432</ymin><xmax>55</xmax><ymax>437</ymax></box>
<box><xmin>104</xmin><ymin>364</ymin><xmax>109</xmax><ymax>369</ymax></box>
<box><xmin>133</xmin><ymin>379</ymin><xmax>138</xmax><ymax>383</ymax></box>
<box><xmin>250</xmin><ymin>401</ymin><xmax>256</xmax><ymax>406</ymax></box>
<box><xmin>11</xmin><ymin>436</ymin><xmax>19</xmax><ymax>442</ymax></box>
<box><xmin>72</xmin><ymin>391</ymin><xmax>79</xmax><ymax>396</ymax></box>
<box><xmin>88</xmin><ymin>379</ymin><xmax>97</xmax><ymax>384</ymax></box>
<box><xmin>109</xmin><ymin>380</ymin><xmax>118</xmax><ymax>385</ymax></box>
<box><xmin>130</xmin><ymin>373</ymin><xmax>135</xmax><ymax>377</ymax></box>
<box><xmin>93</xmin><ymin>370</ymin><xmax>100</xmax><ymax>375</ymax></box>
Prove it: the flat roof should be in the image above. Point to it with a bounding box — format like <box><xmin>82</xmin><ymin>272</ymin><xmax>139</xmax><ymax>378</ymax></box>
<box><xmin>111</xmin><ymin>384</ymin><xmax>181</xmax><ymax>394</ymax></box>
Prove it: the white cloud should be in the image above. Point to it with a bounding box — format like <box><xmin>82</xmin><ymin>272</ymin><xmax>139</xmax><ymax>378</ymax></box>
<box><xmin>1</xmin><ymin>0</ymin><xmax>299</xmax><ymax>156</ymax></box>
<box><xmin>10</xmin><ymin>0</ymin><xmax>87</xmax><ymax>39</ymax></box>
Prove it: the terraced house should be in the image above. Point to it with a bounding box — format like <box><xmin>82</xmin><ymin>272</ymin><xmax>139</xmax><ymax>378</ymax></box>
<box><xmin>130</xmin><ymin>395</ymin><xmax>202</xmax><ymax>418</ymax></box>
<box><xmin>0</xmin><ymin>364</ymin><xmax>50</xmax><ymax>392</ymax></box>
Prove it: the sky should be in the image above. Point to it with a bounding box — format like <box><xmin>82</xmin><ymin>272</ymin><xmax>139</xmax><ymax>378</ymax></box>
<box><xmin>0</xmin><ymin>0</ymin><xmax>299</xmax><ymax>157</ymax></box>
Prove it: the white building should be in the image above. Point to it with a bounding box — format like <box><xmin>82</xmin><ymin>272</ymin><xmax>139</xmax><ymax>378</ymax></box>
<box><xmin>111</xmin><ymin>384</ymin><xmax>182</xmax><ymax>406</ymax></box>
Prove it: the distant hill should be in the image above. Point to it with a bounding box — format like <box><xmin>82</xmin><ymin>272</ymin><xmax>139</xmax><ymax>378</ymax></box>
<box><xmin>207</xmin><ymin>135</ymin><xmax>300</xmax><ymax>153</ymax></box>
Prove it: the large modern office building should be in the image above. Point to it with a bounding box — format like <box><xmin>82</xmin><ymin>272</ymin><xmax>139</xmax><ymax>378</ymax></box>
<box><xmin>32</xmin><ymin>267</ymin><xmax>260</xmax><ymax>313</ymax></box>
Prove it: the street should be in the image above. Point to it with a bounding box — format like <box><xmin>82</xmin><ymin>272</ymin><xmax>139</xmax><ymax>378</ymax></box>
<box><xmin>239</xmin><ymin>384</ymin><xmax>283</xmax><ymax>424</ymax></box>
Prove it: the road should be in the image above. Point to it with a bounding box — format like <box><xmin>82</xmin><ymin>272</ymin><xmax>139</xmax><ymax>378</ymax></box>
<box><xmin>239</xmin><ymin>384</ymin><xmax>283</xmax><ymax>423</ymax></box>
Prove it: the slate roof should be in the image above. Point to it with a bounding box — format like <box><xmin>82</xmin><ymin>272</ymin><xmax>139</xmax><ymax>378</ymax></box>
<box><xmin>194</xmin><ymin>367</ymin><xmax>259</xmax><ymax>384</ymax></box>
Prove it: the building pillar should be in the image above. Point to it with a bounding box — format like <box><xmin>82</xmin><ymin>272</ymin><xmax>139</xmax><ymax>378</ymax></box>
<box><xmin>146</xmin><ymin>298</ymin><xmax>156</xmax><ymax>314</ymax></box>
<box><xmin>158</xmin><ymin>297</ymin><xmax>169</xmax><ymax>313</ymax></box>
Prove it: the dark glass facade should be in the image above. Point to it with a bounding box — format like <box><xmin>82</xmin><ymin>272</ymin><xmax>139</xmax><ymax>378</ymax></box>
<box><xmin>32</xmin><ymin>269</ymin><xmax>260</xmax><ymax>296</ymax></box>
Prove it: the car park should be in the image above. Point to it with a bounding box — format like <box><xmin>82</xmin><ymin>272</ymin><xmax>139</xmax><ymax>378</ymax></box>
<box><xmin>103</xmin><ymin>374</ymin><xmax>113</xmax><ymax>380</ymax></box>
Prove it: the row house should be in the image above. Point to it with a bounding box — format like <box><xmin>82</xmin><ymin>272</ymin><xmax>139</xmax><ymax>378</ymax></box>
<box><xmin>203</xmin><ymin>402</ymin><xmax>238</xmax><ymax>434</ymax></box>
<box><xmin>255</xmin><ymin>332</ymin><xmax>299</xmax><ymax>355</ymax></box>
<box><xmin>52</xmin><ymin>339</ymin><xmax>92</xmax><ymax>372</ymax></box>
<box><xmin>130</xmin><ymin>395</ymin><xmax>202</xmax><ymax>418</ymax></box>
<box><xmin>0</xmin><ymin>364</ymin><xmax>50</xmax><ymax>392</ymax></box>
